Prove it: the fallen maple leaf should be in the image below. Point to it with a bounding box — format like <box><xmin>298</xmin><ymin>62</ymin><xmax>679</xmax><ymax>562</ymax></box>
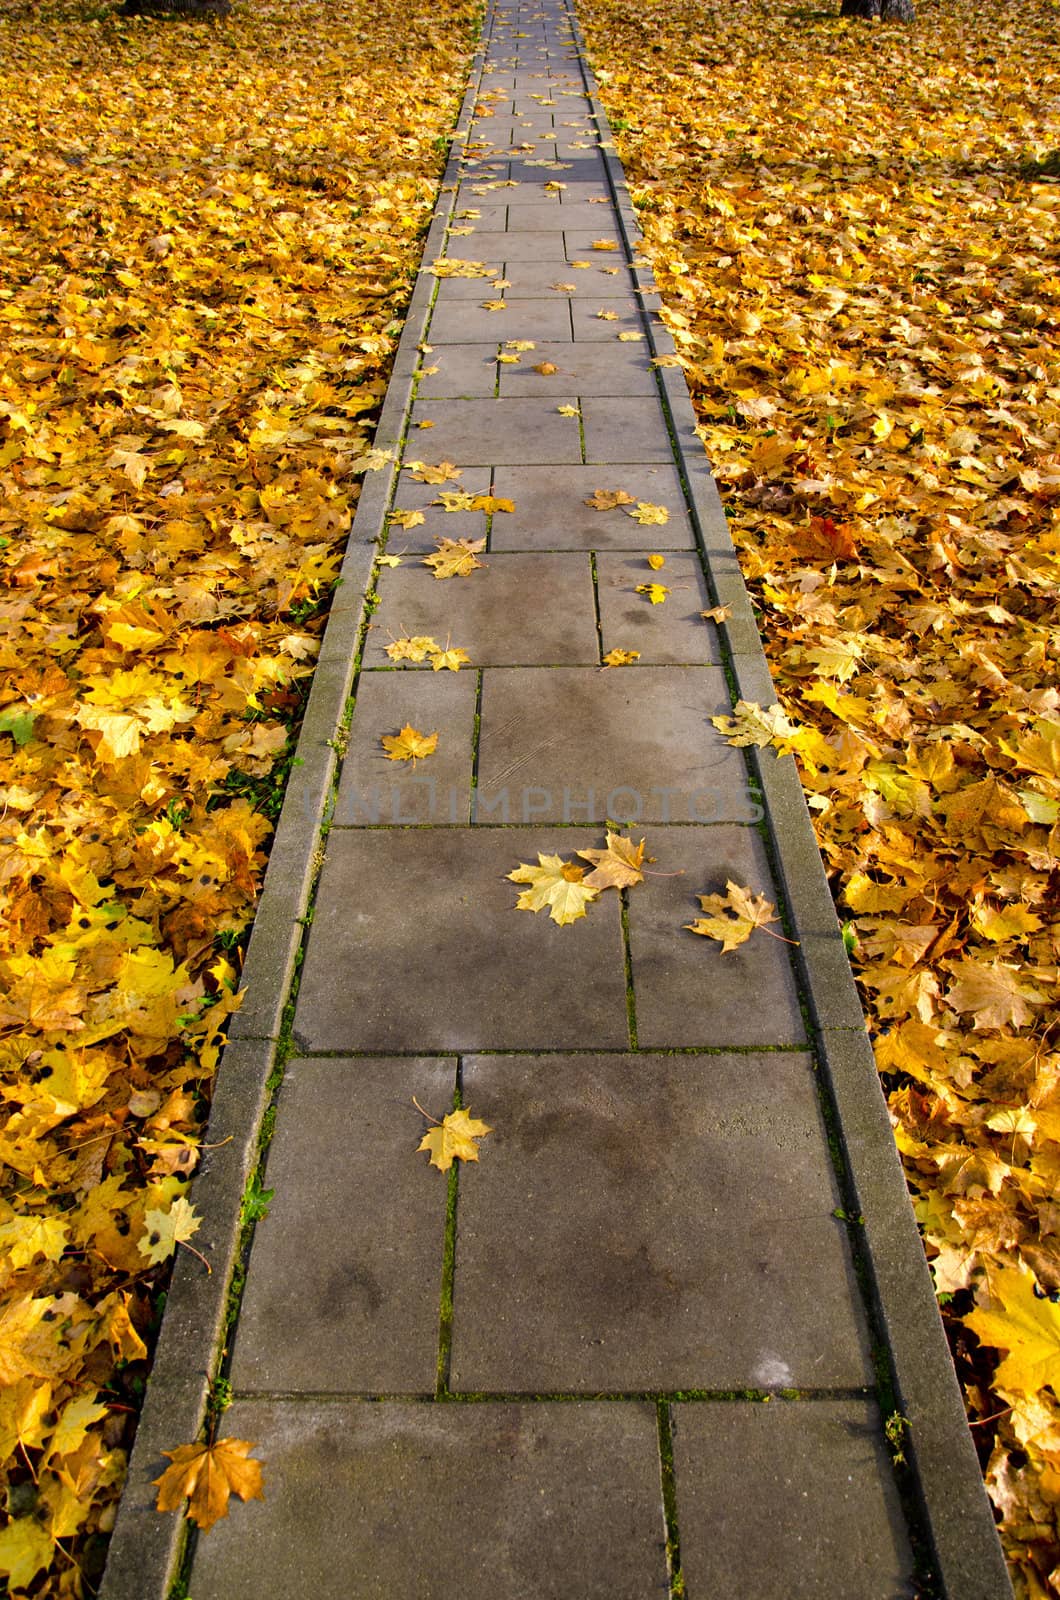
<box><xmin>647</xmin><ymin>553</ymin><xmax>666</xmax><ymax>570</ymax></box>
<box><xmin>701</xmin><ymin>605</ymin><xmax>733</xmax><ymax>624</ymax></box>
<box><xmin>417</xmin><ymin>1106</ymin><xmax>492</xmax><ymax>1172</ymax></box>
<box><xmin>685</xmin><ymin>881</ymin><xmax>783</xmax><ymax>953</ymax></box>
<box><xmin>433</xmin><ymin>489</ymin><xmax>478</xmax><ymax>511</ymax></box>
<box><xmin>965</xmin><ymin>1265</ymin><xmax>1060</xmax><ymax>1396</ymax></box>
<box><xmin>154</xmin><ymin>1438</ymin><xmax>265</xmax><ymax>1534</ymax></box>
<box><xmin>557</xmin><ymin>404</ymin><xmax>580</xmax><ymax>416</ymax></box>
<box><xmin>422</xmin><ymin>536</ymin><xmax>486</xmax><ymax>579</ymax></box>
<box><xmin>602</xmin><ymin>648</ymin><xmax>640</xmax><ymax>667</ymax></box>
<box><xmin>710</xmin><ymin>701</ymin><xmax>800</xmax><ymax>749</ymax></box>
<box><xmin>533</xmin><ymin>361</ymin><xmax>559</xmax><ymax>374</ymax></box>
<box><xmin>627</xmin><ymin>501</ymin><xmax>669</xmax><ymax>525</ymax></box>
<box><xmin>946</xmin><ymin>959</ymin><xmax>1046</xmax><ymax>1031</ymax></box>
<box><xmin>386</xmin><ymin>635</ymin><xmax>440</xmax><ymax>663</ymax></box>
<box><xmin>469</xmin><ymin>494</ymin><xmax>515</xmax><ymax>514</ymax></box>
<box><xmin>137</xmin><ymin>1198</ymin><xmax>202</xmax><ymax>1267</ymax></box>
<box><xmin>376</xmin><ymin>554</ymin><xmax>403</xmax><ymax>568</ymax></box>
<box><xmin>592</xmin><ymin>239</ymin><xmax>619</xmax><ymax>251</ymax></box>
<box><xmin>427</xmin><ymin>259</ymin><xmax>494</xmax><ymax>278</ymax></box>
<box><xmin>585</xmin><ymin>488</ymin><xmax>635</xmax><ymax>510</ymax></box>
<box><xmin>430</xmin><ymin>646</ymin><xmax>471</xmax><ymax>672</ymax></box>
<box><xmin>508</xmin><ymin>853</ymin><xmax>600</xmax><ymax>925</ymax></box>
<box><xmin>480</xmin><ymin>298</ymin><xmax>507</xmax><ymax>311</ymax></box>
<box><xmin>389</xmin><ymin>509</ymin><xmax>426</xmax><ymax>531</ymax></box>
<box><xmin>576</xmin><ymin>831</ymin><xmax>646</xmax><ymax>890</ymax></box>
<box><xmin>595</xmin><ymin>309</ymin><xmax>620</xmax><ymax>321</ymax></box>
<box><xmin>635</xmin><ymin>583</ymin><xmax>669</xmax><ymax>604</ymax></box>
<box><xmin>380</xmin><ymin>725</ymin><xmax>438</xmax><ymax>766</ymax></box>
<box><xmin>406</xmin><ymin>460</ymin><xmax>463</xmax><ymax>484</ymax></box>
<box><xmin>618</xmin><ymin>330</ymin><xmax>643</xmax><ymax>342</ymax></box>
<box><xmin>507</xmin><ymin>340</ymin><xmax>536</xmax><ymax>351</ymax></box>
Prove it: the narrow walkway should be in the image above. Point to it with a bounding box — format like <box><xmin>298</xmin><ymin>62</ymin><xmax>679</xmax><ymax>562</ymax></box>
<box><xmin>103</xmin><ymin>3</ymin><xmax>1011</xmax><ymax>1597</ymax></box>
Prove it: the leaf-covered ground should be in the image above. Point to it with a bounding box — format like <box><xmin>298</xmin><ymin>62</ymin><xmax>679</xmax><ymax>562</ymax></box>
<box><xmin>0</xmin><ymin>0</ymin><xmax>475</xmax><ymax>1590</ymax></box>
<box><xmin>577</xmin><ymin>0</ymin><xmax>1060</xmax><ymax>1589</ymax></box>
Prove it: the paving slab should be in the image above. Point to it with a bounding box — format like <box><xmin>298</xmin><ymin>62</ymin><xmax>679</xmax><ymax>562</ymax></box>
<box><xmin>229</xmin><ymin>1058</ymin><xmax>453</xmax><ymax>1394</ymax></box>
<box><xmin>413</xmin><ymin>343</ymin><xmax>498</xmax><ymax>396</ymax></box>
<box><xmin>408</xmin><ymin>394</ymin><xmax>583</xmax><ymax>461</ymax></box>
<box><xmin>569</xmin><ymin>295</ymin><xmax>648</xmax><ymax>341</ymax></box>
<box><xmin>292</xmin><ymin>827</ymin><xmax>629</xmax><ymax>1053</ymax></box>
<box><xmin>597</xmin><ymin>551</ymin><xmax>717</xmax><ymax>662</ymax></box>
<box><xmin>452</xmin><ymin>1053</ymin><xmax>871</xmax><ymax>1391</ymax></box>
<box><xmin>673</xmin><ymin>1401</ymin><xmax>916</xmax><ymax>1599</ymax></box>
<box><xmin>498</xmin><ymin>340</ymin><xmax>656</xmax><ymax>394</ymax></box>
<box><xmin>388</xmin><ymin>464</ymin><xmax>493</xmax><ymax>548</ymax></box>
<box><xmin>488</xmin><ymin>260</ymin><xmax>631</xmax><ymax>297</ymax></box>
<box><xmin>475</xmin><ymin>667</ymin><xmax>753</xmax><ymax>824</ymax></box>
<box><xmin>335</xmin><ymin>669</ymin><xmax>477</xmax><ymax>826</ymax></box>
<box><xmin>427</xmin><ymin>295</ymin><xmax>573</xmax><ymax>345</ymax></box>
<box><xmin>190</xmin><ymin>1401</ymin><xmax>667</xmax><ymax>1600</ymax></box>
<box><xmin>505</xmin><ymin>200</ymin><xmax>621</xmax><ymax>230</ymax></box>
<box><xmin>489</xmin><ymin>462</ymin><xmax>693</xmax><ymax>549</ymax></box>
<box><xmin>362</xmin><ymin>552</ymin><xmax>599</xmax><ymax>667</ymax></box>
<box><xmin>582</xmin><ymin>396</ymin><xmax>673</xmax><ymax>462</ymax></box>
<box><xmin>625</xmin><ymin>824</ymin><xmax>806</xmax><ymax>1048</ymax></box>
<box><xmin>459</xmin><ymin>228</ymin><xmax>572</xmax><ymax>260</ymax></box>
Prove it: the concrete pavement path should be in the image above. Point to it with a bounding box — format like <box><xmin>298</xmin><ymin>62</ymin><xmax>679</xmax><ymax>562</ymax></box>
<box><xmin>101</xmin><ymin>3</ymin><xmax>1012</xmax><ymax>1596</ymax></box>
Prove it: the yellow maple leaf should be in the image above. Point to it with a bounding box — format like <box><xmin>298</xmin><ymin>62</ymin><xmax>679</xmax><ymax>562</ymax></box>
<box><xmin>533</xmin><ymin>361</ymin><xmax>559</xmax><ymax>374</ymax></box>
<box><xmin>647</xmin><ymin>553</ymin><xmax>666</xmax><ymax>570</ymax></box>
<box><xmin>469</xmin><ymin>494</ymin><xmax>516</xmax><ymax>514</ymax></box>
<box><xmin>710</xmin><ymin>701</ymin><xmax>801</xmax><ymax>750</ymax></box>
<box><xmin>422</xmin><ymin>536</ymin><xmax>487</xmax><ymax>579</ymax></box>
<box><xmin>0</xmin><ymin>1213</ymin><xmax>69</xmax><ymax>1270</ymax></box>
<box><xmin>380</xmin><ymin>725</ymin><xmax>438</xmax><ymax>766</ymax></box>
<box><xmin>46</xmin><ymin>1393</ymin><xmax>110</xmax><ymax>1460</ymax></box>
<box><xmin>592</xmin><ymin>239</ymin><xmax>619</xmax><ymax>251</ymax></box>
<box><xmin>585</xmin><ymin>488</ymin><xmax>634</xmax><ymax>510</ymax></box>
<box><xmin>433</xmin><ymin>489</ymin><xmax>478</xmax><ymax>511</ymax></box>
<box><xmin>389</xmin><ymin>508</ymin><xmax>426</xmax><ymax>531</ymax></box>
<box><xmin>701</xmin><ymin>605</ymin><xmax>733</xmax><ymax>624</ymax></box>
<box><xmin>154</xmin><ymin>1437</ymin><xmax>265</xmax><ymax>1534</ymax></box>
<box><xmin>595</xmin><ymin>309</ymin><xmax>619</xmax><ymax>320</ymax></box>
<box><xmin>946</xmin><ymin>959</ymin><xmax>1045</xmax><ymax>1030</ymax></box>
<box><xmin>0</xmin><ymin>1517</ymin><xmax>53</xmax><ymax>1591</ymax></box>
<box><xmin>480</xmin><ymin>298</ymin><xmax>507</xmax><ymax>311</ymax></box>
<box><xmin>618</xmin><ymin>330</ymin><xmax>643</xmax><ymax>342</ymax></box>
<box><xmin>576</xmin><ymin>832</ymin><xmax>646</xmax><ymax>890</ymax></box>
<box><xmin>427</xmin><ymin>259</ymin><xmax>493</xmax><ymax>278</ymax></box>
<box><xmin>507</xmin><ymin>340</ymin><xmax>535</xmax><ymax>350</ymax></box>
<box><xmin>508</xmin><ymin>853</ymin><xmax>600</xmax><ymax>925</ymax></box>
<box><xmin>685</xmin><ymin>881</ymin><xmax>782</xmax><ymax>953</ymax></box>
<box><xmin>376</xmin><ymin>554</ymin><xmax>402</xmax><ymax>567</ymax></box>
<box><xmin>430</xmin><ymin>646</ymin><xmax>472</xmax><ymax>672</ymax></box>
<box><xmin>965</xmin><ymin>1265</ymin><xmax>1060</xmax><ymax>1396</ymax></box>
<box><xmin>138</xmin><ymin>1197</ymin><xmax>202</xmax><ymax>1266</ymax></box>
<box><xmin>557</xmin><ymin>404</ymin><xmax>580</xmax><ymax>416</ymax></box>
<box><xmin>627</xmin><ymin>501</ymin><xmax>669</xmax><ymax>525</ymax></box>
<box><xmin>971</xmin><ymin>903</ymin><xmax>1044</xmax><ymax>943</ymax></box>
<box><xmin>406</xmin><ymin>460</ymin><xmax>462</xmax><ymax>484</ymax></box>
<box><xmin>602</xmin><ymin>648</ymin><xmax>641</xmax><ymax>667</ymax></box>
<box><xmin>635</xmin><ymin>583</ymin><xmax>669</xmax><ymax>604</ymax></box>
<box><xmin>386</xmin><ymin>635</ymin><xmax>440</xmax><ymax>663</ymax></box>
<box><xmin>417</xmin><ymin>1106</ymin><xmax>492</xmax><ymax>1172</ymax></box>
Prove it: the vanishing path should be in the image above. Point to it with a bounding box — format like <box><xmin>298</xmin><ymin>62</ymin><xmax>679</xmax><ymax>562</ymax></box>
<box><xmin>103</xmin><ymin>3</ymin><xmax>1010</xmax><ymax>1596</ymax></box>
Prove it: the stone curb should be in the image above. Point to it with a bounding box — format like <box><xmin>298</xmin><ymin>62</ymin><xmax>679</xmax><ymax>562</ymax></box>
<box><xmin>98</xmin><ymin>27</ymin><xmax>493</xmax><ymax>1599</ymax></box>
<box><xmin>566</xmin><ymin>8</ymin><xmax>1011</xmax><ymax>1596</ymax></box>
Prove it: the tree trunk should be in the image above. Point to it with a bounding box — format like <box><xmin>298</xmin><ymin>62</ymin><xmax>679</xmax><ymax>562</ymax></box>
<box><xmin>119</xmin><ymin>0</ymin><xmax>231</xmax><ymax>17</ymax></box>
<box><xmin>841</xmin><ymin>0</ymin><xmax>915</xmax><ymax>18</ymax></box>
